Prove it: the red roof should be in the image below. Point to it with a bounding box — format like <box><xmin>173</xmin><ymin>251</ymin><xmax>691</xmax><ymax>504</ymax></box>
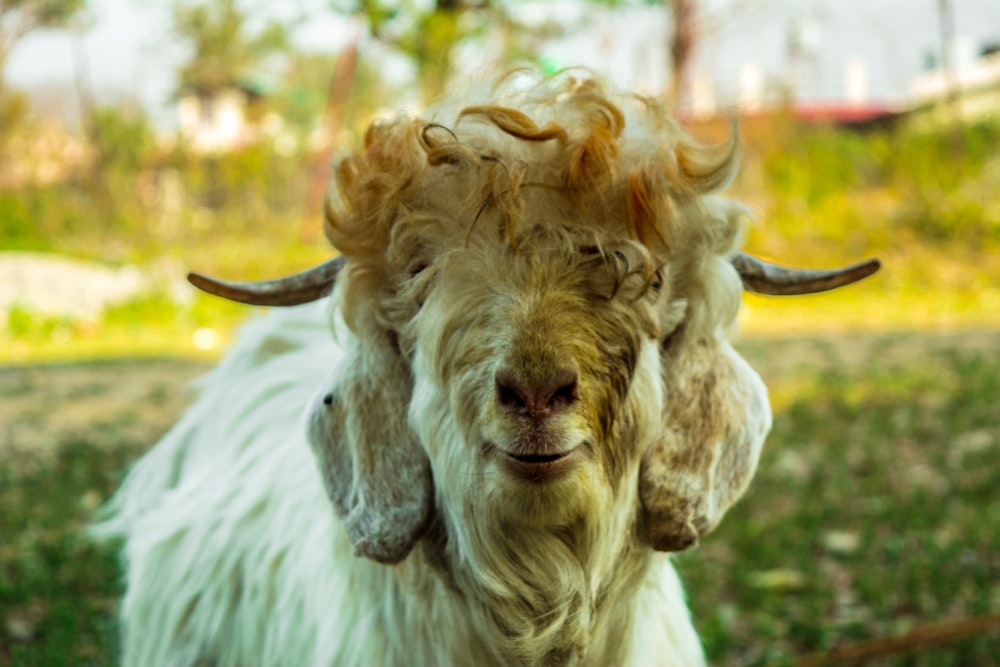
<box><xmin>791</xmin><ymin>103</ymin><xmax>901</xmax><ymax>124</ymax></box>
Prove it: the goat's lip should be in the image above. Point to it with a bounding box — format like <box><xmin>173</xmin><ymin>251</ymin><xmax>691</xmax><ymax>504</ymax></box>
<box><xmin>494</xmin><ymin>446</ymin><xmax>583</xmax><ymax>483</ymax></box>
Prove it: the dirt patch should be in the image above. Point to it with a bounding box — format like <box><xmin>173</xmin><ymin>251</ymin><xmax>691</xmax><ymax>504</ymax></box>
<box><xmin>735</xmin><ymin>329</ymin><xmax>1000</xmax><ymax>387</ymax></box>
<box><xmin>0</xmin><ymin>359</ymin><xmax>210</xmax><ymax>461</ymax></box>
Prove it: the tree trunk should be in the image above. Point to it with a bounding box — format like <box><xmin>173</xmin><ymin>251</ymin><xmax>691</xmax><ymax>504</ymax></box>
<box><xmin>667</xmin><ymin>0</ymin><xmax>696</xmax><ymax>113</ymax></box>
<box><xmin>304</xmin><ymin>39</ymin><xmax>360</xmax><ymax>242</ymax></box>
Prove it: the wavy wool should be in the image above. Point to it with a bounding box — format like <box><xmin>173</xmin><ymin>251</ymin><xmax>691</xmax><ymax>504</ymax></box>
<box><xmin>97</xmin><ymin>71</ymin><xmax>772</xmax><ymax>666</ymax></box>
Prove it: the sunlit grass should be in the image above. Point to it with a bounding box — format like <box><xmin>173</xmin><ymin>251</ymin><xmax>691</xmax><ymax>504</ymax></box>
<box><xmin>675</xmin><ymin>335</ymin><xmax>1000</xmax><ymax>666</ymax></box>
<box><xmin>7</xmin><ymin>241</ymin><xmax>997</xmax><ymax>364</ymax></box>
<box><xmin>739</xmin><ymin>281</ymin><xmax>1000</xmax><ymax>337</ymax></box>
<box><xmin>1</xmin><ymin>229</ymin><xmax>333</xmax><ymax>365</ymax></box>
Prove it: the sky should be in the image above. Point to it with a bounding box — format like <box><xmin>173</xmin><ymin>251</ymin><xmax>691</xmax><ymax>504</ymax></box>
<box><xmin>5</xmin><ymin>0</ymin><xmax>1000</xmax><ymax>128</ymax></box>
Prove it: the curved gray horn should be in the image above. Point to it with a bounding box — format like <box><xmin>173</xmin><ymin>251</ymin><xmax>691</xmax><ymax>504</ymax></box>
<box><xmin>732</xmin><ymin>253</ymin><xmax>880</xmax><ymax>296</ymax></box>
<box><xmin>188</xmin><ymin>256</ymin><xmax>346</xmax><ymax>306</ymax></box>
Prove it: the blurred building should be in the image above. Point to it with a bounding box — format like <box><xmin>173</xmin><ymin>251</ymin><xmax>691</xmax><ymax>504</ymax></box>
<box><xmin>910</xmin><ymin>44</ymin><xmax>1000</xmax><ymax>123</ymax></box>
<box><xmin>177</xmin><ymin>81</ymin><xmax>274</xmax><ymax>153</ymax></box>
<box><xmin>535</xmin><ymin>2</ymin><xmax>1000</xmax><ymax>131</ymax></box>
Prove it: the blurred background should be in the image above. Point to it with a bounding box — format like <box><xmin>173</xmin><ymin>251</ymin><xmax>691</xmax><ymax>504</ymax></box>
<box><xmin>1</xmin><ymin>1</ymin><xmax>998</xmax><ymax>665</ymax></box>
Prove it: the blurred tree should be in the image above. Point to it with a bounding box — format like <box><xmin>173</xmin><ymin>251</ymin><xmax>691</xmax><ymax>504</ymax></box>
<box><xmin>89</xmin><ymin>106</ymin><xmax>155</xmax><ymax>175</ymax></box>
<box><xmin>584</xmin><ymin>0</ymin><xmax>698</xmax><ymax>112</ymax></box>
<box><xmin>84</xmin><ymin>104</ymin><xmax>157</xmax><ymax>227</ymax></box>
<box><xmin>936</xmin><ymin>0</ymin><xmax>964</xmax><ymax>156</ymax></box>
<box><xmin>270</xmin><ymin>45</ymin><xmax>397</xmax><ymax>235</ymax></box>
<box><xmin>171</xmin><ymin>0</ymin><xmax>292</xmax><ymax>96</ymax></box>
<box><xmin>330</xmin><ymin>0</ymin><xmax>561</xmax><ymax>105</ymax></box>
<box><xmin>0</xmin><ymin>0</ymin><xmax>85</xmax><ymax>147</ymax></box>
<box><xmin>270</xmin><ymin>46</ymin><xmax>396</xmax><ymax>145</ymax></box>
<box><xmin>331</xmin><ymin>0</ymin><xmax>477</xmax><ymax>103</ymax></box>
<box><xmin>167</xmin><ymin>0</ymin><xmax>305</xmax><ymax>215</ymax></box>
<box><xmin>666</xmin><ymin>0</ymin><xmax>696</xmax><ymax>111</ymax></box>
<box><xmin>0</xmin><ymin>0</ymin><xmax>85</xmax><ymax>90</ymax></box>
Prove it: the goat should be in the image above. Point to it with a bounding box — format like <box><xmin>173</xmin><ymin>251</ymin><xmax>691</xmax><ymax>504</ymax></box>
<box><xmin>97</xmin><ymin>71</ymin><xmax>878</xmax><ymax>666</ymax></box>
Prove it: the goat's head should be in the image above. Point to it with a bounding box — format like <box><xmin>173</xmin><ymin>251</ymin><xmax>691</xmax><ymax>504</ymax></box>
<box><xmin>190</xmin><ymin>73</ymin><xmax>879</xmax><ymax>564</ymax></box>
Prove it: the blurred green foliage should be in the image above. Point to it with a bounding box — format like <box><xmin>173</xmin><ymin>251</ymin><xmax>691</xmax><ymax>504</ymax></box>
<box><xmin>5</xmin><ymin>108</ymin><xmax>999</xmax><ymax>253</ymax></box>
<box><xmin>0</xmin><ymin>128</ymin><xmax>313</xmax><ymax>254</ymax></box>
<box><xmin>90</xmin><ymin>108</ymin><xmax>156</xmax><ymax>176</ymax></box>
<box><xmin>737</xmin><ymin>113</ymin><xmax>1000</xmax><ymax>252</ymax></box>
<box><xmin>171</xmin><ymin>0</ymin><xmax>291</xmax><ymax>96</ymax></box>
<box><xmin>2</xmin><ymin>92</ymin><xmax>1000</xmax><ymax>360</ymax></box>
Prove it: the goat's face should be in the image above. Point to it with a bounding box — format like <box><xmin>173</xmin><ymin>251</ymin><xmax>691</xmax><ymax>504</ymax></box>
<box><xmin>186</xmin><ymin>77</ymin><xmax>876</xmax><ymax>667</ymax></box>
<box><xmin>210</xmin><ymin>75</ymin><xmax>870</xmax><ymax>566</ymax></box>
<box><xmin>402</xmin><ymin>230</ymin><xmax>673</xmax><ymax>525</ymax></box>
<box><xmin>301</xmin><ymin>97</ymin><xmax>773</xmax><ymax>564</ymax></box>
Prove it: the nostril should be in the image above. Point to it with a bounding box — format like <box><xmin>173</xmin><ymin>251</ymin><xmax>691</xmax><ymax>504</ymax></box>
<box><xmin>495</xmin><ymin>368</ymin><xmax>531</xmax><ymax>415</ymax></box>
<box><xmin>547</xmin><ymin>371</ymin><xmax>578</xmax><ymax>410</ymax></box>
<box><xmin>495</xmin><ymin>371</ymin><xmax>527</xmax><ymax>412</ymax></box>
<box><xmin>494</xmin><ymin>367</ymin><xmax>579</xmax><ymax>419</ymax></box>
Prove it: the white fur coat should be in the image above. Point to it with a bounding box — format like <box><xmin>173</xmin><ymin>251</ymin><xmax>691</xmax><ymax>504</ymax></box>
<box><xmin>96</xmin><ymin>301</ymin><xmax>709</xmax><ymax>666</ymax></box>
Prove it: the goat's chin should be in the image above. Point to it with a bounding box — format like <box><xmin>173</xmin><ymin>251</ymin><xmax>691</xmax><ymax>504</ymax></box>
<box><xmin>484</xmin><ymin>439</ymin><xmax>588</xmax><ymax>483</ymax></box>
<box><xmin>480</xmin><ymin>444</ymin><xmax>606</xmax><ymax>527</ymax></box>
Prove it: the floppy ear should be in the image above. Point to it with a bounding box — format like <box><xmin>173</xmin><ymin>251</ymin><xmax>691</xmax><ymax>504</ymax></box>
<box><xmin>639</xmin><ymin>331</ymin><xmax>771</xmax><ymax>552</ymax></box>
<box><xmin>306</xmin><ymin>323</ymin><xmax>433</xmax><ymax>564</ymax></box>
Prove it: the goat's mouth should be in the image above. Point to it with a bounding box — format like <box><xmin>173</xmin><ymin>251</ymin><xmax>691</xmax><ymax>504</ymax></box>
<box><xmin>493</xmin><ymin>445</ymin><xmax>584</xmax><ymax>483</ymax></box>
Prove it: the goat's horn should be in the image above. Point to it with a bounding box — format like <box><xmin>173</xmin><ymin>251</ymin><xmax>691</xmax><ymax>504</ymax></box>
<box><xmin>187</xmin><ymin>256</ymin><xmax>346</xmax><ymax>306</ymax></box>
<box><xmin>731</xmin><ymin>253</ymin><xmax>880</xmax><ymax>295</ymax></box>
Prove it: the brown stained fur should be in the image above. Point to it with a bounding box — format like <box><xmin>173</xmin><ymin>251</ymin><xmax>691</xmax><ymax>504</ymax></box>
<box><xmin>626</xmin><ymin>166</ymin><xmax>673</xmax><ymax>252</ymax></box>
<box><xmin>323</xmin><ymin>72</ymin><xmax>739</xmax><ymax>298</ymax></box>
<box><xmin>458</xmin><ymin>106</ymin><xmax>568</xmax><ymax>142</ymax></box>
<box><xmin>639</xmin><ymin>331</ymin><xmax>764</xmax><ymax>552</ymax></box>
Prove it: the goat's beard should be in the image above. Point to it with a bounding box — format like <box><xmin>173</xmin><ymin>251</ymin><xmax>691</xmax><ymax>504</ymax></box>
<box><xmin>408</xmin><ymin>343</ymin><xmax>664</xmax><ymax>665</ymax></box>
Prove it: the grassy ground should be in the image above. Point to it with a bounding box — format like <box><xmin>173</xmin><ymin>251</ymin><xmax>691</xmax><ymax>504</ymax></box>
<box><xmin>1</xmin><ymin>333</ymin><xmax>998</xmax><ymax>665</ymax></box>
<box><xmin>678</xmin><ymin>330</ymin><xmax>1000</xmax><ymax>666</ymax></box>
<box><xmin>0</xmin><ymin>360</ymin><xmax>206</xmax><ymax>666</ymax></box>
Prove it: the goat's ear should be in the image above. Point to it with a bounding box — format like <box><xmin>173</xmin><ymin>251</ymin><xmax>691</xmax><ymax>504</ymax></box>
<box><xmin>306</xmin><ymin>329</ymin><xmax>433</xmax><ymax>564</ymax></box>
<box><xmin>639</xmin><ymin>333</ymin><xmax>771</xmax><ymax>552</ymax></box>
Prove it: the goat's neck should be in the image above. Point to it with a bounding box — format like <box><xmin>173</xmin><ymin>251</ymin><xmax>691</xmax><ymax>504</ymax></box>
<box><xmin>416</xmin><ymin>480</ymin><xmax>649</xmax><ymax>666</ymax></box>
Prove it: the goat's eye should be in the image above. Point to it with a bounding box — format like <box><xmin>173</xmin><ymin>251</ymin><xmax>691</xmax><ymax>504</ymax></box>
<box><xmin>650</xmin><ymin>269</ymin><xmax>663</xmax><ymax>293</ymax></box>
<box><xmin>408</xmin><ymin>261</ymin><xmax>430</xmax><ymax>278</ymax></box>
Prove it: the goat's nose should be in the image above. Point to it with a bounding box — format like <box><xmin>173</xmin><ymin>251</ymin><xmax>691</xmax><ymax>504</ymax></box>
<box><xmin>494</xmin><ymin>366</ymin><xmax>579</xmax><ymax>420</ymax></box>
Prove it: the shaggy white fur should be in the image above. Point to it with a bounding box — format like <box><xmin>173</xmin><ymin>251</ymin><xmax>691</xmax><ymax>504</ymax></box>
<box><xmin>97</xmin><ymin>72</ymin><xmax>775</xmax><ymax>666</ymax></box>
<box><xmin>97</xmin><ymin>299</ymin><xmax>708</xmax><ymax>666</ymax></box>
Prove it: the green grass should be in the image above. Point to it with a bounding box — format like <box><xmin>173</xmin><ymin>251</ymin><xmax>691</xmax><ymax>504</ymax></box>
<box><xmin>0</xmin><ymin>439</ymin><xmax>133</xmax><ymax>666</ymax></box>
<box><xmin>2</xmin><ymin>335</ymin><xmax>998</xmax><ymax>664</ymax></box>
<box><xmin>0</xmin><ymin>359</ymin><xmax>206</xmax><ymax>665</ymax></box>
<box><xmin>1</xmin><ymin>232</ymin><xmax>333</xmax><ymax>365</ymax></box>
<box><xmin>675</xmin><ymin>333</ymin><xmax>1000</xmax><ymax>666</ymax></box>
